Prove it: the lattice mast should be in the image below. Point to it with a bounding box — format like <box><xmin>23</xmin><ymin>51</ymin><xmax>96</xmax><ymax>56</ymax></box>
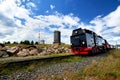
<box><xmin>38</xmin><ymin>31</ymin><xmax>40</xmax><ymax>44</ymax></box>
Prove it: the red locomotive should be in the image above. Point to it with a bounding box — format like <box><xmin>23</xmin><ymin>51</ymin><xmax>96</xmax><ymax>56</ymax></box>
<box><xmin>70</xmin><ymin>28</ymin><xmax>111</xmax><ymax>55</ymax></box>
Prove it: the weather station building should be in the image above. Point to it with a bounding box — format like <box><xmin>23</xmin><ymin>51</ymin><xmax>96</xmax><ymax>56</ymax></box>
<box><xmin>53</xmin><ymin>30</ymin><xmax>61</xmax><ymax>44</ymax></box>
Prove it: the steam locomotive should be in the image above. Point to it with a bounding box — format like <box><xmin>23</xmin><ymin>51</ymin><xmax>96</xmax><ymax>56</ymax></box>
<box><xmin>70</xmin><ymin>28</ymin><xmax>112</xmax><ymax>55</ymax></box>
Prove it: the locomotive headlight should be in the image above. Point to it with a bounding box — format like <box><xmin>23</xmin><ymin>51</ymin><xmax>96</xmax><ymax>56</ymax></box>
<box><xmin>82</xmin><ymin>41</ymin><xmax>85</xmax><ymax>44</ymax></box>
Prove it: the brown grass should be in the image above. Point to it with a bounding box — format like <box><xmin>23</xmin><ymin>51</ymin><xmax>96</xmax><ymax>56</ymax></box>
<box><xmin>50</xmin><ymin>49</ymin><xmax>120</xmax><ymax>80</ymax></box>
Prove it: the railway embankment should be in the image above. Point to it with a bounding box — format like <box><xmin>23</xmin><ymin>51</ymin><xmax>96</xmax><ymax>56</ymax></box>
<box><xmin>0</xmin><ymin>51</ymin><xmax>108</xmax><ymax>80</ymax></box>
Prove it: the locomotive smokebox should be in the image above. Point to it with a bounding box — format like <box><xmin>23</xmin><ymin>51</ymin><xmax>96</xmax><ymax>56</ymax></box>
<box><xmin>53</xmin><ymin>30</ymin><xmax>61</xmax><ymax>44</ymax></box>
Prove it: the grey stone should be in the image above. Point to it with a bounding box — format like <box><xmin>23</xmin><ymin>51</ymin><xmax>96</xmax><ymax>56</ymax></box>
<box><xmin>29</xmin><ymin>49</ymin><xmax>38</xmax><ymax>56</ymax></box>
<box><xmin>7</xmin><ymin>46</ymin><xmax>19</xmax><ymax>54</ymax></box>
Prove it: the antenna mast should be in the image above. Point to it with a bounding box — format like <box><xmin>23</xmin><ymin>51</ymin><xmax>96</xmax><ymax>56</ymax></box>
<box><xmin>38</xmin><ymin>30</ymin><xmax>40</xmax><ymax>44</ymax></box>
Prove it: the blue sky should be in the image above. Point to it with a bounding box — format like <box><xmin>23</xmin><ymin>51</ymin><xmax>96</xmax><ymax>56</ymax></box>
<box><xmin>0</xmin><ymin>0</ymin><xmax>120</xmax><ymax>44</ymax></box>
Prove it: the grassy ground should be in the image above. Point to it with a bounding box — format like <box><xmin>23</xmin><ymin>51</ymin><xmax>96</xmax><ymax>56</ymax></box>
<box><xmin>5</xmin><ymin>43</ymin><xmax>70</xmax><ymax>48</ymax></box>
<box><xmin>51</xmin><ymin>49</ymin><xmax>120</xmax><ymax>80</ymax></box>
<box><xmin>80</xmin><ymin>49</ymin><xmax>120</xmax><ymax>80</ymax></box>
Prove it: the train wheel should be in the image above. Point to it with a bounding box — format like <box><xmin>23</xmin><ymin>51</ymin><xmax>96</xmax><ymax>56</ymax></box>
<box><xmin>94</xmin><ymin>47</ymin><xmax>96</xmax><ymax>53</ymax></box>
<box><xmin>95</xmin><ymin>48</ymin><xmax>97</xmax><ymax>53</ymax></box>
<box><xmin>96</xmin><ymin>47</ymin><xmax>99</xmax><ymax>53</ymax></box>
<box><xmin>92</xmin><ymin>48</ymin><xmax>95</xmax><ymax>54</ymax></box>
<box><xmin>102</xmin><ymin>46</ymin><xmax>107</xmax><ymax>53</ymax></box>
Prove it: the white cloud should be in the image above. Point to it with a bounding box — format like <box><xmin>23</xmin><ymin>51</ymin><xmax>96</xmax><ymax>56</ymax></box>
<box><xmin>0</xmin><ymin>0</ymin><xmax>80</xmax><ymax>44</ymax></box>
<box><xmin>0</xmin><ymin>0</ymin><xmax>120</xmax><ymax>45</ymax></box>
<box><xmin>74</xmin><ymin>6</ymin><xmax>120</xmax><ymax>45</ymax></box>
<box><xmin>27</xmin><ymin>2</ymin><xmax>36</xmax><ymax>8</ymax></box>
<box><xmin>87</xmin><ymin>6</ymin><xmax>120</xmax><ymax>44</ymax></box>
<box><xmin>63</xmin><ymin>14</ymin><xmax>80</xmax><ymax>27</ymax></box>
<box><xmin>26</xmin><ymin>13</ymin><xmax>80</xmax><ymax>44</ymax></box>
<box><xmin>103</xmin><ymin>6</ymin><xmax>120</xmax><ymax>34</ymax></box>
<box><xmin>45</xmin><ymin>10</ymin><xmax>49</xmax><ymax>13</ymax></box>
<box><xmin>50</xmin><ymin>5</ymin><xmax>55</xmax><ymax>10</ymax></box>
<box><xmin>0</xmin><ymin>0</ymin><xmax>30</xmax><ymax>20</ymax></box>
<box><xmin>0</xmin><ymin>0</ymin><xmax>33</xmax><ymax>43</ymax></box>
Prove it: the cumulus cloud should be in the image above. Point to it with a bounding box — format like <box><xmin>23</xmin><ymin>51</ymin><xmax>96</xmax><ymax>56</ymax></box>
<box><xmin>0</xmin><ymin>0</ymin><xmax>33</xmax><ymax>42</ymax></box>
<box><xmin>27</xmin><ymin>2</ymin><xmax>36</xmax><ymax>8</ymax></box>
<box><xmin>103</xmin><ymin>6</ymin><xmax>120</xmax><ymax>33</ymax></box>
<box><xmin>50</xmin><ymin>5</ymin><xmax>55</xmax><ymax>10</ymax></box>
<box><xmin>0</xmin><ymin>13</ymin><xmax>18</xmax><ymax>27</ymax></box>
<box><xmin>0</xmin><ymin>0</ymin><xmax>120</xmax><ymax>45</ymax></box>
<box><xmin>0</xmin><ymin>0</ymin><xmax>80</xmax><ymax>44</ymax></box>
<box><xmin>45</xmin><ymin>10</ymin><xmax>49</xmax><ymax>13</ymax></box>
<box><xmin>90</xmin><ymin>6</ymin><xmax>120</xmax><ymax>44</ymax></box>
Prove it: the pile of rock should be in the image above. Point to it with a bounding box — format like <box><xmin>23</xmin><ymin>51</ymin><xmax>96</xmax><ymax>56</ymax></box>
<box><xmin>17</xmin><ymin>46</ymin><xmax>43</xmax><ymax>57</ymax></box>
<box><xmin>0</xmin><ymin>44</ymin><xmax>71</xmax><ymax>58</ymax></box>
<box><xmin>40</xmin><ymin>44</ymin><xmax>70</xmax><ymax>55</ymax></box>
